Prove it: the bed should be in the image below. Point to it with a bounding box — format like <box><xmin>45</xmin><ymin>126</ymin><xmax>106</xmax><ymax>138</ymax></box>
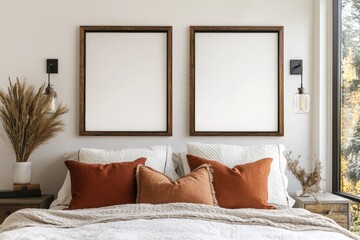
<box><xmin>0</xmin><ymin>203</ymin><xmax>358</xmax><ymax>240</ymax></box>
<box><xmin>0</xmin><ymin>143</ymin><xmax>358</xmax><ymax>240</ymax></box>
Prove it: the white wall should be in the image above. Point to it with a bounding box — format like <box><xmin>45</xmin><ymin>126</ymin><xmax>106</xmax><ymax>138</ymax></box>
<box><xmin>0</xmin><ymin>0</ymin><xmax>315</xmax><ymax>195</ymax></box>
<box><xmin>311</xmin><ymin>0</ymin><xmax>332</xmax><ymax>192</ymax></box>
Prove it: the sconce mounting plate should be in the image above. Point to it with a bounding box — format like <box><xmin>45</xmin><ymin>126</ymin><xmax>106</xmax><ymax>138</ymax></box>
<box><xmin>290</xmin><ymin>59</ymin><xmax>302</xmax><ymax>75</ymax></box>
<box><xmin>47</xmin><ymin>59</ymin><xmax>58</xmax><ymax>74</ymax></box>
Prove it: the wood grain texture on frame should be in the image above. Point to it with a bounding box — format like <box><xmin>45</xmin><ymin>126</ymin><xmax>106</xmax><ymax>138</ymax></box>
<box><xmin>80</xmin><ymin>26</ymin><xmax>172</xmax><ymax>136</ymax></box>
<box><xmin>189</xmin><ymin>26</ymin><xmax>284</xmax><ymax>136</ymax></box>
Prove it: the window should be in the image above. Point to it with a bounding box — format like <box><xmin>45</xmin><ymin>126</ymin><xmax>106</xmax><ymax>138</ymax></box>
<box><xmin>333</xmin><ymin>0</ymin><xmax>360</xmax><ymax>202</ymax></box>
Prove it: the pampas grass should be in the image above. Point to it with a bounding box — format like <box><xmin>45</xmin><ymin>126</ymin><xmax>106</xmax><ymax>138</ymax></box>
<box><xmin>0</xmin><ymin>78</ymin><xmax>68</xmax><ymax>162</ymax></box>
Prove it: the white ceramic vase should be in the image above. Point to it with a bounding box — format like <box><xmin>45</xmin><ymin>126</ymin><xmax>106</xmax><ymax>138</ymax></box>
<box><xmin>13</xmin><ymin>162</ymin><xmax>32</xmax><ymax>184</ymax></box>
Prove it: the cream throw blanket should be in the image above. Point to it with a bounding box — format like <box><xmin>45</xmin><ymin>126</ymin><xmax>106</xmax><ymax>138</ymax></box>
<box><xmin>1</xmin><ymin>203</ymin><xmax>358</xmax><ymax>240</ymax></box>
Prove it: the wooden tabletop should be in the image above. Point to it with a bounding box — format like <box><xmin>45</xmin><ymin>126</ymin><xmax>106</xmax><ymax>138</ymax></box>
<box><xmin>0</xmin><ymin>194</ymin><xmax>54</xmax><ymax>204</ymax></box>
<box><xmin>290</xmin><ymin>192</ymin><xmax>352</xmax><ymax>203</ymax></box>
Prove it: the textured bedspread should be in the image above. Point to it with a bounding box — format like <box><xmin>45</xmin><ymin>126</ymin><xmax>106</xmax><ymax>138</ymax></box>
<box><xmin>0</xmin><ymin>203</ymin><xmax>359</xmax><ymax>240</ymax></box>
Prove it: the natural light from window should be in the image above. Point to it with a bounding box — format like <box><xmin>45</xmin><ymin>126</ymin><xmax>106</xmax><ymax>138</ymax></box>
<box><xmin>340</xmin><ymin>0</ymin><xmax>360</xmax><ymax>198</ymax></box>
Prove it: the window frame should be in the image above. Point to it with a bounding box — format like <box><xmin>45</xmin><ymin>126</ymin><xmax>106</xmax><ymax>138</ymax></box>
<box><xmin>332</xmin><ymin>0</ymin><xmax>360</xmax><ymax>203</ymax></box>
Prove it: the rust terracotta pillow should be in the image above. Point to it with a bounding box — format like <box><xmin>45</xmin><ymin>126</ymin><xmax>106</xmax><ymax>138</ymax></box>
<box><xmin>65</xmin><ymin>158</ymin><xmax>146</xmax><ymax>210</ymax></box>
<box><xmin>136</xmin><ymin>164</ymin><xmax>218</xmax><ymax>206</ymax></box>
<box><xmin>187</xmin><ymin>154</ymin><xmax>274</xmax><ymax>209</ymax></box>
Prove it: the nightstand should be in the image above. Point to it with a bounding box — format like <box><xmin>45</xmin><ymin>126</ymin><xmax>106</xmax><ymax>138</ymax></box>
<box><xmin>0</xmin><ymin>194</ymin><xmax>54</xmax><ymax>224</ymax></box>
<box><xmin>292</xmin><ymin>193</ymin><xmax>351</xmax><ymax>229</ymax></box>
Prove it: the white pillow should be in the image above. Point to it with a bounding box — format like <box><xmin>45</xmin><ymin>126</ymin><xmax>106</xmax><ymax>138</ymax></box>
<box><xmin>172</xmin><ymin>152</ymin><xmax>185</xmax><ymax>177</ymax></box>
<box><xmin>50</xmin><ymin>145</ymin><xmax>178</xmax><ymax>209</ymax></box>
<box><xmin>183</xmin><ymin>142</ymin><xmax>295</xmax><ymax>207</ymax></box>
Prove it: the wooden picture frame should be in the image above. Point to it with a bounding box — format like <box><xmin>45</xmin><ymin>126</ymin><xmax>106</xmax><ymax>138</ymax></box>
<box><xmin>189</xmin><ymin>26</ymin><xmax>284</xmax><ymax>136</ymax></box>
<box><xmin>80</xmin><ymin>26</ymin><xmax>172</xmax><ymax>136</ymax></box>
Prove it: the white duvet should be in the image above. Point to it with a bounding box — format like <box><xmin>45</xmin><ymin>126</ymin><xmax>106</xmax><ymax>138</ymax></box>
<box><xmin>0</xmin><ymin>203</ymin><xmax>358</xmax><ymax>240</ymax></box>
<box><xmin>0</xmin><ymin>218</ymin><xmax>353</xmax><ymax>240</ymax></box>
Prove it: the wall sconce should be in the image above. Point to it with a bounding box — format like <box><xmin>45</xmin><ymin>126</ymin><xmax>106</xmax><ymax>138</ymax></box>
<box><xmin>290</xmin><ymin>60</ymin><xmax>310</xmax><ymax>114</ymax></box>
<box><xmin>44</xmin><ymin>59</ymin><xmax>58</xmax><ymax>114</ymax></box>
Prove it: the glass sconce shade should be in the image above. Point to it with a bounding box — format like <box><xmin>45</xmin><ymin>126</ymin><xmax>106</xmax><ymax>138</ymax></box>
<box><xmin>44</xmin><ymin>86</ymin><xmax>57</xmax><ymax>114</ymax></box>
<box><xmin>293</xmin><ymin>87</ymin><xmax>310</xmax><ymax>114</ymax></box>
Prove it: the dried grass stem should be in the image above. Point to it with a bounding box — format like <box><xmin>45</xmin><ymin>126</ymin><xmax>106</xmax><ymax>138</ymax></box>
<box><xmin>0</xmin><ymin>78</ymin><xmax>68</xmax><ymax>162</ymax></box>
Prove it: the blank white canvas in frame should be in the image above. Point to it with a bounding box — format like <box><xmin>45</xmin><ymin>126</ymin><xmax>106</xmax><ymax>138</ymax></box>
<box><xmin>195</xmin><ymin>32</ymin><xmax>278</xmax><ymax>132</ymax></box>
<box><xmin>85</xmin><ymin>32</ymin><xmax>167</xmax><ymax>131</ymax></box>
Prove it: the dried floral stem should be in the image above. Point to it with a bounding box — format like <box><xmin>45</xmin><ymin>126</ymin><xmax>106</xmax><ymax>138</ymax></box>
<box><xmin>0</xmin><ymin>78</ymin><xmax>69</xmax><ymax>162</ymax></box>
<box><xmin>285</xmin><ymin>152</ymin><xmax>322</xmax><ymax>197</ymax></box>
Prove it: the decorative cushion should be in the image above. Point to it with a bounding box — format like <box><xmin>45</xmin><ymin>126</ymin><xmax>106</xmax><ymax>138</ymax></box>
<box><xmin>183</xmin><ymin>142</ymin><xmax>294</xmax><ymax>207</ymax></box>
<box><xmin>51</xmin><ymin>145</ymin><xmax>177</xmax><ymax>209</ymax></box>
<box><xmin>187</xmin><ymin>155</ymin><xmax>274</xmax><ymax>209</ymax></box>
<box><xmin>65</xmin><ymin>158</ymin><xmax>146</xmax><ymax>210</ymax></box>
<box><xmin>136</xmin><ymin>164</ymin><xmax>218</xmax><ymax>206</ymax></box>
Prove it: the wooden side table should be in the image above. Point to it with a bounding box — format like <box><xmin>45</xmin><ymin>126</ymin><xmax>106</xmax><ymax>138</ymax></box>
<box><xmin>292</xmin><ymin>193</ymin><xmax>351</xmax><ymax>229</ymax></box>
<box><xmin>0</xmin><ymin>194</ymin><xmax>54</xmax><ymax>224</ymax></box>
